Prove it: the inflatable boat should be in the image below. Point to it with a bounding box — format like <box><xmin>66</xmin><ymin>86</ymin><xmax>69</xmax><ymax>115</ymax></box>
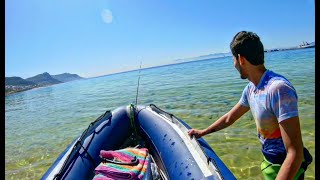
<box><xmin>42</xmin><ymin>104</ymin><xmax>236</xmax><ymax>180</ymax></box>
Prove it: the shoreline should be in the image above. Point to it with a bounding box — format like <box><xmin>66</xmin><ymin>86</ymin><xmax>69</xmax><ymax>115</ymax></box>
<box><xmin>5</xmin><ymin>87</ymin><xmax>35</xmax><ymax>96</ymax></box>
<box><xmin>5</xmin><ymin>84</ymin><xmax>56</xmax><ymax>97</ymax></box>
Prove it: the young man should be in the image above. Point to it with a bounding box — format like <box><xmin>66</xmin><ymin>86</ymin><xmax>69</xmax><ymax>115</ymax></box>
<box><xmin>188</xmin><ymin>31</ymin><xmax>312</xmax><ymax>180</ymax></box>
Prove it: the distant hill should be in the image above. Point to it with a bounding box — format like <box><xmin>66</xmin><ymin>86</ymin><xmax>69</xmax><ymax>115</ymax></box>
<box><xmin>26</xmin><ymin>72</ymin><xmax>62</xmax><ymax>86</ymax></box>
<box><xmin>5</xmin><ymin>77</ymin><xmax>37</xmax><ymax>86</ymax></box>
<box><xmin>175</xmin><ymin>52</ymin><xmax>232</xmax><ymax>63</ymax></box>
<box><xmin>5</xmin><ymin>72</ymin><xmax>83</xmax><ymax>95</ymax></box>
<box><xmin>52</xmin><ymin>73</ymin><xmax>83</xmax><ymax>82</ymax></box>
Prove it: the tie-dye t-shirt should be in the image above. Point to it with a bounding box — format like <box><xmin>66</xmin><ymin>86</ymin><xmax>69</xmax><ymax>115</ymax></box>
<box><xmin>239</xmin><ymin>70</ymin><xmax>299</xmax><ymax>155</ymax></box>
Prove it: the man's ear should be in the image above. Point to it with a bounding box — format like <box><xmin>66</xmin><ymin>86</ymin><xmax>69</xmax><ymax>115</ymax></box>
<box><xmin>238</xmin><ymin>54</ymin><xmax>245</xmax><ymax>65</ymax></box>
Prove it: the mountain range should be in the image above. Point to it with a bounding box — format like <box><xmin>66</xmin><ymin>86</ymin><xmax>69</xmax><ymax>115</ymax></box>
<box><xmin>52</xmin><ymin>73</ymin><xmax>84</xmax><ymax>83</ymax></box>
<box><xmin>25</xmin><ymin>72</ymin><xmax>63</xmax><ymax>86</ymax></box>
<box><xmin>5</xmin><ymin>72</ymin><xmax>84</xmax><ymax>95</ymax></box>
<box><xmin>174</xmin><ymin>41</ymin><xmax>315</xmax><ymax>63</ymax></box>
<box><xmin>174</xmin><ymin>52</ymin><xmax>232</xmax><ymax>63</ymax></box>
<box><xmin>5</xmin><ymin>77</ymin><xmax>37</xmax><ymax>86</ymax></box>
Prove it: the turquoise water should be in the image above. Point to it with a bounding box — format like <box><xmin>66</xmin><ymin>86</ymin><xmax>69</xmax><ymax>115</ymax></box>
<box><xmin>5</xmin><ymin>48</ymin><xmax>315</xmax><ymax>179</ymax></box>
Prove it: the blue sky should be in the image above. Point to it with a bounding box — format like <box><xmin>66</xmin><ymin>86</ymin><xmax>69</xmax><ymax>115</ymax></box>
<box><xmin>5</xmin><ymin>0</ymin><xmax>315</xmax><ymax>78</ymax></box>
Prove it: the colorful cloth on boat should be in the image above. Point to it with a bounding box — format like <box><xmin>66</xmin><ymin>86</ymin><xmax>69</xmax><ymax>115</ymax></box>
<box><xmin>93</xmin><ymin>148</ymin><xmax>150</xmax><ymax>180</ymax></box>
<box><xmin>239</xmin><ymin>70</ymin><xmax>299</xmax><ymax>164</ymax></box>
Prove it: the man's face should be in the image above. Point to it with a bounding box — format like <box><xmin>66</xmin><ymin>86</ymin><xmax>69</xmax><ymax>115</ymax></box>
<box><xmin>233</xmin><ymin>56</ymin><xmax>246</xmax><ymax>79</ymax></box>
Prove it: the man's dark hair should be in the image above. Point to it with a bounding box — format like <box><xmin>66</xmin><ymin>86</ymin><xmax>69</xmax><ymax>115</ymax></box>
<box><xmin>230</xmin><ymin>31</ymin><xmax>264</xmax><ymax>65</ymax></box>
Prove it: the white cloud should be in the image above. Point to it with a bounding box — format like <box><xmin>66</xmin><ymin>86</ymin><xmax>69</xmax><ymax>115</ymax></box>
<box><xmin>101</xmin><ymin>9</ymin><xmax>113</xmax><ymax>24</ymax></box>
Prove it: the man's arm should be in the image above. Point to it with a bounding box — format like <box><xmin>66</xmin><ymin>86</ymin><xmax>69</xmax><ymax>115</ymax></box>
<box><xmin>276</xmin><ymin>116</ymin><xmax>304</xmax><ymax>180</ymax></box>
<box><xmin>188</xmin><ymin>103</ymin><xmax>249</xmax><ymax>138</ymax></box>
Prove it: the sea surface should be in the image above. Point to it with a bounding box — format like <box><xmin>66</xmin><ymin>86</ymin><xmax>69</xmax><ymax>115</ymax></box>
<box><xmin>5</xmin><ymin>48</ymin><xmax>315</xmax><ymax>179</ymax></box>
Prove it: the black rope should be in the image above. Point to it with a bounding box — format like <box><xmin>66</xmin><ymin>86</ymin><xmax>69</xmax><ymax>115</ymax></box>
<box><xmin>53</xmin><ymin>111</ymin><xmax>111</xmax><ymax>179</ymax></box>
<box><xmin>78</xmin><ymin>140</ymin><xmax>97</xmax><ymax>168</ymax></box>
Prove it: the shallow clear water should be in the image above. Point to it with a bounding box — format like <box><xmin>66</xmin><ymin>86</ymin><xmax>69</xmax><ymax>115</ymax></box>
<box><xmin>5</xmin><ymin>48</ymin><xmax>315</xmax><ymax>179</ymax></box>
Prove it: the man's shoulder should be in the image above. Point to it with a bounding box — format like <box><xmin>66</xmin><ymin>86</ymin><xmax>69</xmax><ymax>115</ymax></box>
<box><xmin>267</xmin><ymin>78</ymin><xmax>297</xmax><ymax>96</ymax></box>
<box><xmin>266</xmin><ymin>70</ymin><xmax>287</xmax><ymax>81</ymax></box>
<box><xmin>266</xmin><ymin>71</ymin><xmax>294</xmax><ymax>89</ymax></box>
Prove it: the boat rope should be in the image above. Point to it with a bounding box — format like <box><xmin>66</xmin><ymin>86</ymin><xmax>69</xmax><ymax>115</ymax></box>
<box><xmin>78</xmin><ymin>140</ymin><xmax>97</xmax><ymax>168</ymax></box>
<box><xmin>53</xmin><ymin>111</ymin><xmax>112</xmax><ymax>179</ymax></box>
<box><xmin>54</xmin><ymin>140</ymin><xmax>97</xmax><ymax>180</ymax></box>
<box><xmin>130</xmin><ymin>104</ymin><xmax>138</xmax><ymax>135</ymax></box>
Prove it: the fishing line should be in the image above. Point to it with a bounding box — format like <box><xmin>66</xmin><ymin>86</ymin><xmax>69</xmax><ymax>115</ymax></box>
<box><xmin>135</xmin><ymin>62</ymin><xmax>142</xmax><ymax>106</ymax></box>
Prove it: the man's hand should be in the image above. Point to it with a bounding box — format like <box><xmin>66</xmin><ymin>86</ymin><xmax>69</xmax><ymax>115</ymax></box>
<box><xmin>188</xmin><ymin>129</ymin><xmax>206</xmax><ymax>139</ymax></box>
<box><xmin>187</xmin><ymin>104</ymin><xmax>249</xmax><ymax>139</ymax></box>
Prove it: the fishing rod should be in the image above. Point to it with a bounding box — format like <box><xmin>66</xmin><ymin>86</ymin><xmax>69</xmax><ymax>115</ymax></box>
<box><xmin>135</xmin><ymin>62</ymin><xmax>142</xmax><ymax>106</ymax></box>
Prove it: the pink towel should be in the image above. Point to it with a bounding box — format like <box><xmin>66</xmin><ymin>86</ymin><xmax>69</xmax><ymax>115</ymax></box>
<box><xmin>93</xmin><ymin>148</ymin><xmax>149</xmax><ymax>180</ymax></box>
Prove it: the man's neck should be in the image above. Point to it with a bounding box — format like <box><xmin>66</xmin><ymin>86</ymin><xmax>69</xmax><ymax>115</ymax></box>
<box><xmin>247</xmin><ymin>66</ymin><xmax>267</xmax><ymax>86</ymax></box>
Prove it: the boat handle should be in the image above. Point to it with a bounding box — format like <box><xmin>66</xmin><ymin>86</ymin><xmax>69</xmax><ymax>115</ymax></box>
<box><xmin>100</xmin><ymin>155</ymin><xmax>139</xmax><ymax>165</ymax></box>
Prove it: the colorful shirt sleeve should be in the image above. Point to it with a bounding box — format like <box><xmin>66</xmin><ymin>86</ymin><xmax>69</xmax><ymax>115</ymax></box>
<box><xmin>239</xmin><ymin>85</ymin><xmax>249</xmax><ymax>107</ymax></box>
<box><xmin>268</xmin><ymin>80</ymin><xmax>299</xmax><ymax>122</ymax></box>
